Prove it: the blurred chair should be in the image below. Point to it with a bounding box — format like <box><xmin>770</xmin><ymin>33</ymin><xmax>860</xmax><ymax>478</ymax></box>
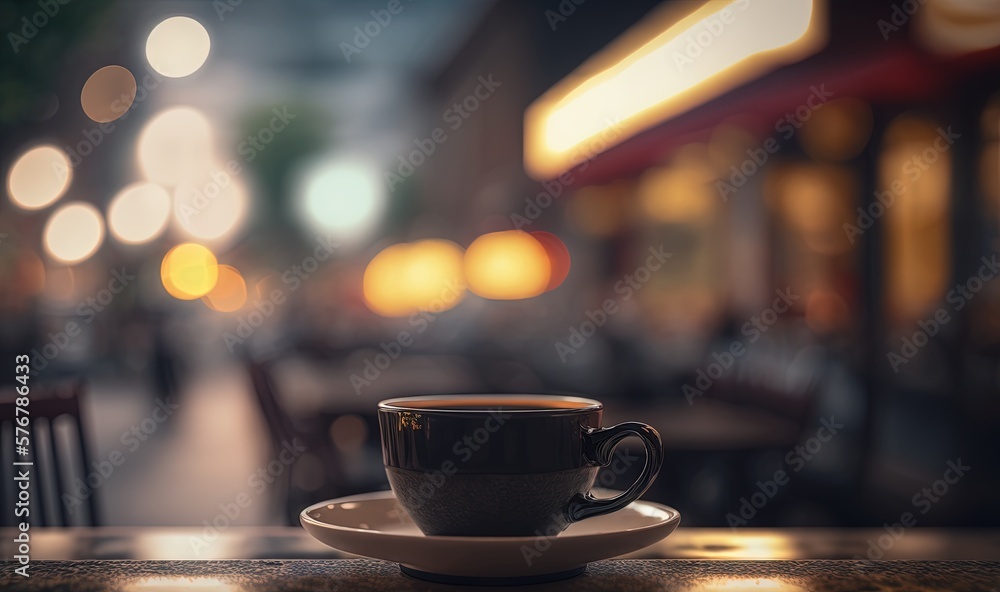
<box><xmin>0</xmin><ymin>380</ymin><xmax>99</xmax><ymax>526</ymax></box>
<box><xmin>245</xmin><ymin>350</ymin><xmax>385</xmax><ymax>525</ymax></box>
<box><xmin>244</xmin><ymin>335</ymin><xmax>493</xmax><ymax>523</ymax></box>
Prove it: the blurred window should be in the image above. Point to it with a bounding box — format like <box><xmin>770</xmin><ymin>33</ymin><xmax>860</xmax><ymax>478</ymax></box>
<box><xmin>880</xmin><ymin>114</ymin><xmax>952</xmax><ymax>325</ymax></box>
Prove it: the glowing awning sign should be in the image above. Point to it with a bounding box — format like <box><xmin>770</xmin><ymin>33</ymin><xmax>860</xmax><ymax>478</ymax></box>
<box><xmin>524</xmin><ymin>0</ymin><xmax>826</xmax><ymax>179</ymax></box>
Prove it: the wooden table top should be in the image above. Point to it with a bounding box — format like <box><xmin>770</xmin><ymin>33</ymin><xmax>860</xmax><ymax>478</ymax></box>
<box><xmin>3</xmin><ymin>528</ymin><xmax>999</xmax><ymax>590</ymax></box>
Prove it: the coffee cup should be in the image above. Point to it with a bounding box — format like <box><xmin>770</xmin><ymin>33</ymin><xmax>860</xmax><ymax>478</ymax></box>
<box><xmin>378</xmin><ymin>394</ymin><xmax>662</xmax><ymax>536</ymax></box>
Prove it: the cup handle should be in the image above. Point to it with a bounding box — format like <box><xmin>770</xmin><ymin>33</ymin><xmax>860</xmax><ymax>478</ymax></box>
<box><xmin>566</xmin><ymin>422</ymin><xmax>663</xmax><ymax>522</ymax></box>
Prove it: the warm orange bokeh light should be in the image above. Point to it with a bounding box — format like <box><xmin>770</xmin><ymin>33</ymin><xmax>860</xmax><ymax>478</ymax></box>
<box><xmin>363</xmin><ymin>244</ymin><xmax>412</xmax><ymax>317</ymax></box>
<box><xmin>805</xmin><ymin>289</ymin><xmax>850</xmax><ymax>334</ymax></box>
<box><xmin>567</xmin><ymin>183</ymin><xmax>630</xmax><ymax>238</ymax></box>
<box><xmin>202</xmin><ymin>265</ymin><xmax>247</xmax><ymax>312</ymax></box>
<box><xmin>464</xmin><ymin>231</ymin><xmax>551</xmax><ymax>300</ymax></box>
<box><xmin>638</xmin><ymin>160</ymin><xmax>718</xmax><ymax>224</ymax></box>
<box><xmin>530</xmin><ymin>231</ymin><xmax>571</xmax><ymax>291</ymax></box>
<box><xmin>363</xmin><ymin>239</ymin><xmax>466</xmax><ymax>317</ymax></box>
<box><xmin>160</xmin><ymin>243</ymin><xmax>219</xmax><ymax>300</ymax></box>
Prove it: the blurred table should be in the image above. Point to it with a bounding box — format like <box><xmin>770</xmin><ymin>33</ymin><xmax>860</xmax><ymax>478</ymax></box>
<box><xmin>603</xmin><ymin>402</ymin><xmax>800</xmax><ymax>451</ymax></box>
<box><xmin>2</xmin><ymin>558</ymin><xmax>998</xmax><ymax>591</ymax></box>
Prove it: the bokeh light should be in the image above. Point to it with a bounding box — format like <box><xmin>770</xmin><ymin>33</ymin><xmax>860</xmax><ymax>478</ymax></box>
<box><xmin>108</xmin><ymin>183</ymin><xmax>172</xmax><ymax>244</ymax></box>
<box><xmin>145</xmin><ymin>16</ymin><xmax>211</xmax><ymax>78</ymax></box>
<box><xmin>330</xmin><ymin>414</ymin><xmax>369</xmax><ymax>453</ymax></box>
<box><xmin>403</xmin><ymin>239</ymin><xmax>466</xmax><ymax>312</ymax></box>
<box><xmin>173</xmin><ymin>174</ymin><xmax>250</xmax><ymax>243</ymax></box>
<box><xmin>137</xmin><ymin>107</ymin><xmax>215</xmax><ymax>186</ymax></box>
<box><xmin>798</xmin><ymin>98</ymin><xmax>873</xmax><ymax>162</ymax></box>
<box><xmin>638</xmin><ymin>163</ymin><xmax>718</xmax><ymax>223</ymax></box>
<box><xmin>43</xmin><ymin>202</ymin><xmax>105</xmax><ymax>264</ymax></box>
<box><xmin>363</xmin><ymin>239</ymin><xmax>466</xmax><ymax>317</ymax></box>
<box><xmin>464</xmin><ymin>230</ymin><xmax>551</xmax><ymax>300</ymax></box>
<box><xmin>202</xmin><ymin>265</ymin><xmax>247</xmax><ymax>312</ymax></box>
<box><xmin>295</xmin><ymin>156</ymin><xmax>386</xmax><ymax>246</ymax></box>
<box><xmin>80</xmin><ymin>65</ymin><xmax>136</xmax><ymax>123</ymax></box>
<box><xmin>566</xmin><ymin>183</ymin><xmax>629</xmax><ymax>238</ymax></box>
<box><xmin>362</xmin><ymin>244</ymin><xmax>411</xmax><ymax>317</ymax></box>
<box><xmin>530</xmin><ymin>231</ymin><xmax>571</xmax><ymax>291</ymax></box>
<box><xmin>7</xmin><ymin>145</ymin><xmax>72</xmax><ymax>210</ymax></box>
<box><xmin>768</xmin><ymin>164</ymin><xmax>856</xmax><ymax>256</ymax></box>
<box><xmin>160</xmin><ymin>243</ymin><xmax>219</xmax><ymax>300</ymax></box>
<box><xmin>805</xmin><ymin>289</ymin><xmax>850</xmax><ymax>334</ymax></box>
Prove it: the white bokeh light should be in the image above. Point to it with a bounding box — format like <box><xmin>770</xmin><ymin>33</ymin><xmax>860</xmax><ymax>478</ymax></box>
<box><xmin>108</xmin><ymin>183</ymin><xmax>172</xmax><ymax>244</ymax></box>
<box><xmin>173</xmin><ymin>173</ymin><xmax>250</xmax><ymax>244</ymax></box>
<box><xmin>44</xmin><ymin>202</ymin><xmax>105</xmax><ymax>264</ymax></box>
<box><xmin>7</xmin><ymin>145</ymin><xmax>72</xmax><ymax>210</ymax></box>
<box><xmin>294</xmin><ymin>156</ymin><xmax>386</xmax><ymax>245</ymax></box>
<box><xmin>145</xmin><ymin>16</ymin><xmax>211</xmax><ymax>78</ymax></box>
<box><xmin>137</xmin><ymin>107</ymin><xmax>215</xmax><ymax>186</ymax></box>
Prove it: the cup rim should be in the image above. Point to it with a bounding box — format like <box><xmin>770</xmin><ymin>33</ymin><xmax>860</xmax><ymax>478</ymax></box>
<box><xmin>377</xmin><ymin>394</ymin><xmax>603</xmax><ymax>415</ymax></box>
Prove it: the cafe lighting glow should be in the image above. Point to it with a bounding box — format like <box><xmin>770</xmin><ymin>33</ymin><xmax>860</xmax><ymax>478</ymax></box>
<box><xmin>524</xmin><ymin>0</ymin><xmax>825</xmax><ymax>178</ymax></box>
<box><xmin>43</xmin><ymin>202</ymin><xmax>105</xmax><ymax>264</ymax></box>
<box><xmin>916</xmin><ymin>0</ymin><xmax>1000</xmax><ymax>55</ymax></box>
<box><xmin>295</xmin><ymin>156</ymin><xmax>386</xmax><ymax>245</ymax></box>
<box><xmin>108</xmin><ymin>183</ymin><xmax>172</xmax><ymax>244</ymax></box>
<box><xmin>638</xmin><ymin>163</ymin><xmax>718</xmax><ymax>223</ymax></box>
<box><xmin>363</xmin><ymin>244</ymin><xmax>411</xmax><ymax>317</ymax></box>
<box><xmin>682</xmin><ymin>578</ymin><xmax>808</xmax><ymax>591</ymax></box>
<box><xmin>10</xmin><ymin>250</ymin><xmax>46</xmax><ymax>300</ymax></box>
<box><xmin>160</xmin><ymin>242</ymin><xmax>219</xmax><ymax>300</ymax></box>
<box><xmin>464</xmin><ymin>231</ymin><xmax>551</xmax><ymax>300</ymax></box>
<box><xmin>126</xmin><ymin>576</ymin><xmax>234</xmax><ymax>591</ymax></box>
<box><xmin>202</xmin><ymin>265</ymin><xmax>247</xmax><ymax>312</ymax></box>
<box><xmin>81</xmin><ymin>65</ymin><xmax>136</xmax><ymax>123</ymax></box>
<box><xmin>145</xmin><ymin>16</ymin><xmax>211</xmax><ymax>78</ymax></box>
<box><xmin>567</xmin><ymin>184</ymin><xmax>629</xmax><ymax>238</ymax></box>
<box><xmin>7</xmin><ymin>145</ymin><xmax>72</xmax><ymax>210</ymax></box>
<box><xmin>529</xmin><ymin>231</ymin><xmax>571</xmax><ymax>291</ymax></box>
<box><xmin>173</xmin><ymin>175</ymin><xmax>250</xmax><ymax>243</ymax></box>
<box><xmin>363</xmin><ymin>240</ymin><xmax>466</xmax><ymax>317</ymax></box>
<box><xmin>137</xmin><ymin>107</ymin><xmax>215</xmax><ymax>186</ymax></box>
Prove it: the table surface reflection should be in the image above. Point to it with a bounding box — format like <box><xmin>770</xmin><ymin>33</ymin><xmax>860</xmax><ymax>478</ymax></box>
<box><xmin>2</xmin><ymin>558</ymin><xmax>998</xmax><ymax>592</ymax></box>
<box><xmin>4</xmin><ymin>526</ymin><xmax>998</xmax><ymax>561</ymax></box>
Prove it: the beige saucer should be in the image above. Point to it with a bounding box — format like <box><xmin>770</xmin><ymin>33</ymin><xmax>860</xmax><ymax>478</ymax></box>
<box><xmin>300</xmin><ymin>490</ymin><xmax>681</xmax><ymax>584</ymax></box>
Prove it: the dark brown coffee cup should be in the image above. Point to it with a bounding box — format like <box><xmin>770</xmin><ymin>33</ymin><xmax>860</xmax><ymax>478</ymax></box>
<box><xmin>377</xmin><ymin>394</ymin><xmax>662</xmax><ymax>536</ymax></box>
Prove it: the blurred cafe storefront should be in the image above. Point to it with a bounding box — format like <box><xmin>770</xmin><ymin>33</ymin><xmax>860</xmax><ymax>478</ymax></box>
<box><xmin>418</xmin><ymin>0</ymin><xmax>1000</xmax><ymax>526</ymax></box>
